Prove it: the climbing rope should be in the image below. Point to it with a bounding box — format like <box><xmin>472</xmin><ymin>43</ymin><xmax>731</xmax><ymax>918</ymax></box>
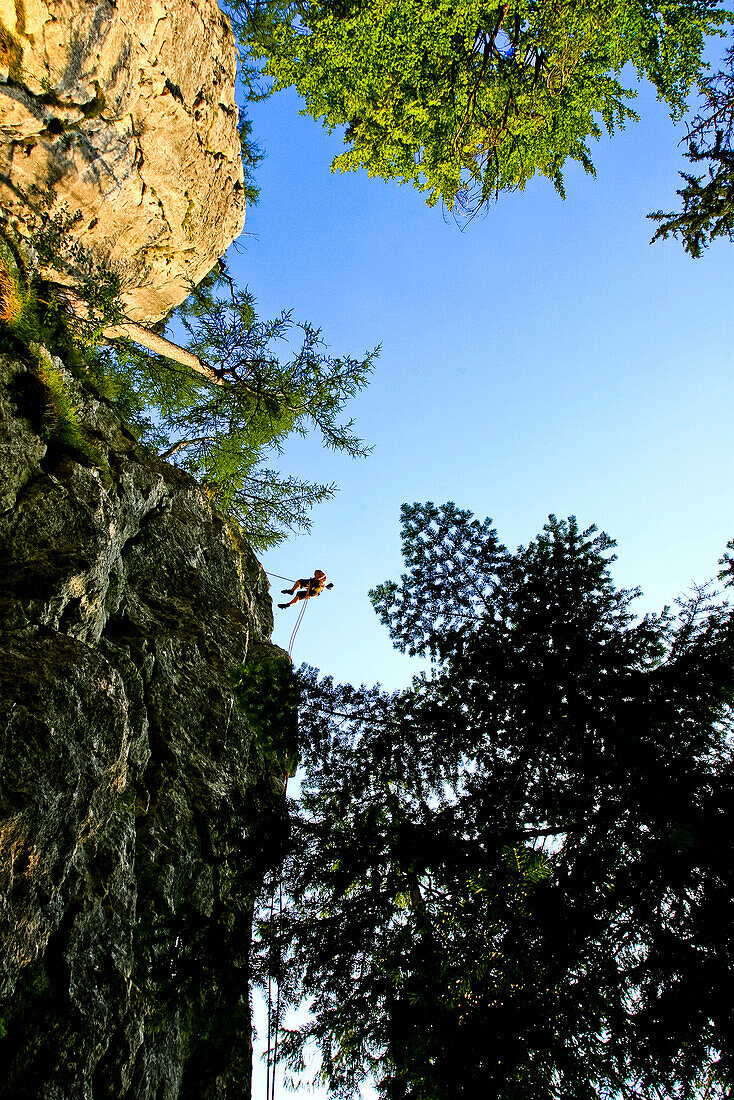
<box><xmin>264</xmin><ymin>570</ymin><xmax>310</xmax><ymax>655</ymax></box>
<box><xmin>288</xmin><ymin>597</ymin><xmax>308</xmax><ymax>657</ymax></box>
<box><xmin>263</xmin><ymin>567</ymin><xmax>307</xmax><ymax>1097</ymax></box>
<box><xmin>265</xmin><ymin>784</ymin><xmax>289</xmax><ymax>1100</ymax></box>
<box><xmin>265</xmin><ymin>865</ymin><xmax>277</xmax><ymax>1100</ymax></box>
<box><xmin>264</xmin><ymin>569</ymin><xmax>309</xmax><ymax>655</ymax></box>
<box><xmin>273</xmin><ymin>876</ymin><xmax>284</xmax><ymax>1093</ymax></box>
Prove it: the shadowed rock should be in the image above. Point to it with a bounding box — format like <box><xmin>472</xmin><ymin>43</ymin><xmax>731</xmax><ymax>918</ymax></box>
<box><xmin>0</xmin><ymin>352</ymin><xmax>290</xmax><ymax>1099</ymax></box>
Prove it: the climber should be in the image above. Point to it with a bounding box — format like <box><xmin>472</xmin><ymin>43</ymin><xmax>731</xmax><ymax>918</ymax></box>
<box><xmin>278</xmin><ymin>569</ymin><xmax>333</xmax><ymax>609</ymax></box>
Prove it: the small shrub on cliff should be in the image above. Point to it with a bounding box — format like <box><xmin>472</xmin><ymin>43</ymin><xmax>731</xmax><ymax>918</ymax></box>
<box><xmin>30</xmin><ymin>207</ymin><xmax>125</xmax><ymax>346</ymax></box>
<box><xmin>0</xmin><ymin>232</ymin><xmax>33</xmax><ymax>337</ymax></box>
<box><xmin>0</xmin><ymin>218</ymin><xmax>127</xmax><ymax>470</ymax></box>
<box><xmin>232</xmin><ymin>655</ymin><xmax>301</xmax><ymax>776</ymax></box>
<box><xmin>0</xmin><ymin>260</ymin><xmax>23</xmax><ymax>329</ymax></box>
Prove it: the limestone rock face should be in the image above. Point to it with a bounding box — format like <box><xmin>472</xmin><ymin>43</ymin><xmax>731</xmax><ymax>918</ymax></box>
<box><xmin>0</xmin><ymin>352</ymin><xmax>288</xmax><ymax>1099</ymax></box>
<box><xmin>0</xmin><ymin>0</ymin><xmax>247</xmax><ymax>323</ymax></box>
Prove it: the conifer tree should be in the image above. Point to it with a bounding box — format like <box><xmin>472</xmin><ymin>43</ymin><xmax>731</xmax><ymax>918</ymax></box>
<box><xmin>264</xmin><ymin>504</ymin><xmax>734</xmax><ymax>1099</ymax></box>
<box><xmin>650</xmin><ymin>44</ymin><xmax>734</xmax><ymax>255</ymax></box>
<box><xmin>105</xmin><ymin>267</ymin><xmax>376</xmax><ymax>548</ymax></box>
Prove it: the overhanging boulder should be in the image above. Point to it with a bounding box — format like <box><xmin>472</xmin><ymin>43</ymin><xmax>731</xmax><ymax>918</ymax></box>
<box><xmin>0</xmin><ymin>0</ymin><xmax>247</xmax><ymax>323</ymax></box>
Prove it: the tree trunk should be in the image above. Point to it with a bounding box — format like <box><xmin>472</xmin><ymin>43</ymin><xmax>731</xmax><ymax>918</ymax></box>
<box><xmin>49</xmin><ymin>282</ymin><xmax>223</xmax><ymax>386</ymax></box>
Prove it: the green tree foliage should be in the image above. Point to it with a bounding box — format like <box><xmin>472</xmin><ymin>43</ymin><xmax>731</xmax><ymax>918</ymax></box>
<box><xmin>263</xmin><ymin>503</ymin><xmax>734</xmax><ymax>1098</ymax></box>
<box><xmin>110</xmin><ymin>266</ymin><xmax>376</xmax><ymax>548</ymax></box>
<box><xmin>0</xmin><ymin>214</ymin><xmax>129</xmax><ymax>470</ymax></box>
<box><xmin>232</xmin><ymin>653</ymin><xmax>302</xmax><ymax>774</ymax></box>
<box><xmin>650</xmin><ymin>43</ymin><xmax>734</xmax><ymax>255</ymax></box>
<box><xmin>0</xmin><ymin>209</ymin><xmax>124</xmax><ymax>358</ymax></box>
<box><xmin>238</xmin><ymin>111</ymin><xmax>266</xmax><ymax>206</ymax></box>
<box><xmin>235</xmin><ymin>0</ymin><xmax>726</xmax><ymax>212</ymax></box>
<box><xmin>2</xmin><ymin>214</ymin><xmax>376</xmax><ymax>549</ymax></box>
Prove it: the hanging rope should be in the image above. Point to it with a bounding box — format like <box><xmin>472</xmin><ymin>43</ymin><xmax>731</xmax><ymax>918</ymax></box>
<box><xmin>266</xmin><ymin>778</ymin><xmax>290</xmax><ymax>1100</ymax></box>
<box><xmin>264</xmin><ymin>568</ymin><xmax>311</xmax><ymax>1097</ymax></box>
<box><xmin>288</xmin><ymin>597</ymin><xmax>308</xmax><ymax>657</ymax></box>
<box><xmin>266</xmin><ymin>864</ymin><xmax>276</xmax><ymax>1100</ymax></box>
<box><xmin>265</xmin><ymin>568</ymin><xmax>317</xmax><ymax>1091</ymax></box>
<box><xmin>268</xmin><ymin>604</ymin><xmax>307</xmax><ymax>1090</ymax></box>
<box><xmin>272</xmin><ymin>875</ymin><xmax>284</xmax><ymax>1094</ymax></box>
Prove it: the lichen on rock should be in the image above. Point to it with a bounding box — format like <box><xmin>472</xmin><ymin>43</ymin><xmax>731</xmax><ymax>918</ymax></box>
<box><xmin>0</xmin><ymin>350</ymin><xmax>292</xmax><ymax>1099</ymax></box>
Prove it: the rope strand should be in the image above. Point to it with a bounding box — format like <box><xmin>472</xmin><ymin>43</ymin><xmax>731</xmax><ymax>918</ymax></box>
<box><xmin>288</xmin><ymin>598</ymin><xmax>308</xmax><ymax>657</ymax></box>
<box><xmin>266</xmin><ymin>863</ymin><xmax>279</xmax><ymax>1100</ymax></box>
<box><xmin>272</xmin><ymin>876</ymin><xmax>284</xmax><ymax>1100</ymax></box>
<box><xmin>264</xmin><ymin>569</ymin><xmax>308</xmax><ymax>1098</ymax></box>
<box><xmin>266</xmin><ymin>781</ymin><xmax>290</xmax><ymax>1100</ymax></box>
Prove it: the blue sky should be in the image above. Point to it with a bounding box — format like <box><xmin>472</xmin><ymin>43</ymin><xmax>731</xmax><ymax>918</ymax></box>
<box><xmin>234</xmin><ymin>78</ymin><xmax>734</xmax><ymax>694</ymax></box>
<box><xmin>234</xmin><ymin>66</ymin><xmax>734</xmax><ymax>1098</ymax></box>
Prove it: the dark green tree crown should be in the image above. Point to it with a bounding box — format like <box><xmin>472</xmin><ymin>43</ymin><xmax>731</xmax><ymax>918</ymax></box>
<box><xmin>259</xmin><ymin>503</ymin><xmax>734</xmax><ymax>1100</ymax></box>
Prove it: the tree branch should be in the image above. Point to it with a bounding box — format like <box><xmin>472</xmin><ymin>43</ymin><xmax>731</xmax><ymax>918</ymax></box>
<box><xmin>158</xmin><ymin>436</ymin><xmax>219</xmax><ymax>460</ymax></box>
<box><xmin>48</xmin><ymin>282</ymin><xmax>224</xmax><ymax>387</ymax></box>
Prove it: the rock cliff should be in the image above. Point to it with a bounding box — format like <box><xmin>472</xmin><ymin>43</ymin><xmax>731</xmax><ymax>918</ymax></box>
<box><xmin>0</xmin><ymin>348</ymin><xmax>290</xmax><ymax>1099</ymax></box>
<box><xmin>0</xmin><ymin>0</ymin><xmax>247</xmax><ymax>323</ymax></box>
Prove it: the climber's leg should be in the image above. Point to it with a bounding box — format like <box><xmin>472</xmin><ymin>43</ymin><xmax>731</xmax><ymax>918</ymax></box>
<box><xmin>278</xmin><ymin>587</ymin><xmax>310</xmax><ymax>609</ymax></box>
